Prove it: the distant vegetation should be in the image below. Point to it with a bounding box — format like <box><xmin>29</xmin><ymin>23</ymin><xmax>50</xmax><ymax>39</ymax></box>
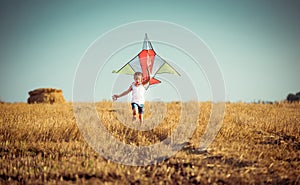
<box><xmin>287</xmin><ymin>91</ymin><xmax>300</xmax><ymax>103</ymax></box>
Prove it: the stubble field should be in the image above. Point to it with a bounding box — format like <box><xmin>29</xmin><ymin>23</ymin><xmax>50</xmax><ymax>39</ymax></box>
<box><xmin>0</xmin><ymin>101</ymin><xmax>299</xmax><ymax>184</ymax></box>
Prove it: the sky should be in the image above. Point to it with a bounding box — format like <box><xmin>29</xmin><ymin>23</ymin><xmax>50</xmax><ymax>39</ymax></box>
<box><xmin>0</xmin><ymin>0</ymin><xmax>299</xmax><ymax>102</ymax></box>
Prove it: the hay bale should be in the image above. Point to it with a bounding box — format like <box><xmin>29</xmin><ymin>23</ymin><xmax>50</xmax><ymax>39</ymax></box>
<box><xmin>27</xmin><ymin>88</ymin><xmax>66</xmax><ymax>104</ymax></box>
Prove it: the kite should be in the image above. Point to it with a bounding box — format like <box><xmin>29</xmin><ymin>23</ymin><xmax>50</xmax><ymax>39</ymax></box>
<box><xmin>112</xmin><ymin>33</ymin><xmax>180</xmax><ymax>88</ymax></box>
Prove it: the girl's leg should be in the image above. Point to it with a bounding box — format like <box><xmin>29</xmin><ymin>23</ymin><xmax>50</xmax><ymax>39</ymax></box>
<box><xmin>132</xmin><ymin>108</ymin><xmax>138</xmax><ymax>121</ymax></box>
<box><xmin>138</xmin><ymin>104</ymin><xmax>144</xmax><ymax>124</ymax></box>
<box><xmin>139</xmin><ymin>114</ymin><xmax>143</xmax><ymax>124</ymax></box>
<box><xmin>131</xmin><ymin>103</ymin><xmax>138</xmax><ymax>122</ymax></box>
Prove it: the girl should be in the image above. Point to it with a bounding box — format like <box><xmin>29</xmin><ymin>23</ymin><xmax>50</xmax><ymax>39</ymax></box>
<box><xmin>112</xmin><ymin>72</ymin><xmax>150</xmax><ymax>124</ymax></box>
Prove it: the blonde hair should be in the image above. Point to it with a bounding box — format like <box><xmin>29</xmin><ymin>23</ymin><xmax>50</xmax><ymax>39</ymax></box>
<box><xmin>134</xmin><ymin>72</ymin><xmax>143</xmax><ymax>78</ymax></box>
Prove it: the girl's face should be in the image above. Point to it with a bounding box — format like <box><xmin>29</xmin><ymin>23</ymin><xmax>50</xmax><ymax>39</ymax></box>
<box><xmin>134</xmin><ymin>75</ymin><xmax>142</xmax><ymax>84</ymax></box>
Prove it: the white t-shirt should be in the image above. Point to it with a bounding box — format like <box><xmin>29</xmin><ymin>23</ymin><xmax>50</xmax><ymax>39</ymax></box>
<box><xmin>131</xmin><ymin>83</ymin><xmax>146</xmax><ymax>104</ymax></box>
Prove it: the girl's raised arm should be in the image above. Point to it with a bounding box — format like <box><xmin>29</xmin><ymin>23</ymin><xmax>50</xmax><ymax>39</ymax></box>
<box><xmin>142</xmin><ymin>68</ymin><xmax>151</xmax><ymax>85</ymax></box>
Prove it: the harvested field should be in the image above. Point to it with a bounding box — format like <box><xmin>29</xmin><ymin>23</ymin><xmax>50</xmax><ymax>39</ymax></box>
<box><xmin>0</xmin><ymin>102</ymin><xmax>299</xmax><ymax>184</ymax></box>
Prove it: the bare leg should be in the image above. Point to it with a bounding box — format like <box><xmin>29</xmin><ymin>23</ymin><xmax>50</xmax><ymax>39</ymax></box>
<box><xmin>139</xmin><ymin>114</ymin><xmax>143</xmax><ymax>124</ymax></box>
<box><xmin>132</xmin><ymin>108</ymin><xmax>138</xmax><ymax>122</ymax></box>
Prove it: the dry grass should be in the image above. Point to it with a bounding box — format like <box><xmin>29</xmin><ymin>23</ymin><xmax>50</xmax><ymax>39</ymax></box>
<box><xmin>0</xmin><ymin>101</ymin><xmax>299</xmax><ymax>184</ymax></box>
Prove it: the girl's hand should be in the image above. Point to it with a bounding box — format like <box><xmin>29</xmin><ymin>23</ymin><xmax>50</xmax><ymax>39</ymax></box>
<box><xmin>112</xmin><ymin>95</ymin><xmax>118</xmax><ymax>101</ymax></box>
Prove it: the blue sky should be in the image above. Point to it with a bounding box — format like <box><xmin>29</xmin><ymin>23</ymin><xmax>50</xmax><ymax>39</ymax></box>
<box><xmin>0</xmin><ymin>0</ymin><xmax>299</xmax><ymax>102</ymax></box>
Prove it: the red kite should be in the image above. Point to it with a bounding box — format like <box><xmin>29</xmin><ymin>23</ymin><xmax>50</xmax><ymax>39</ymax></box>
<box><xmin>113</xmin><ymin>34</ymin><xmax>180</xmax><ymax>88</ymax></box>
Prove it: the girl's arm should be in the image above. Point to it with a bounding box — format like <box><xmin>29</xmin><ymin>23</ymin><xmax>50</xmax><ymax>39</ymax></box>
<box><xmin>142</xmin><ymin>68</ymin><xmax>151</xmax><ymax>85</ymax></box>
<box><xmin>112</xmin><ymin>86</ymin><xmax>132</xmax><ymax>101</ymax></box>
